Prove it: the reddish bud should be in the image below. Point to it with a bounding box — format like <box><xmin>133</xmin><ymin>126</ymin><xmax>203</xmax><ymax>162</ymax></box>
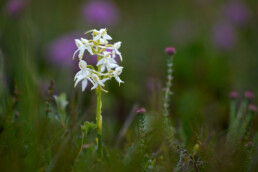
<box><xmin>246</xmin><ymin>141</ymin><xmax>253</xmax><ymax>147</ymax></box>
<box><xmin>136</xmin><ymin>108</ymin><xmax>146</xmax><ymax>114</ymax></box>
<box><xmin>165</xmin><ymin>47</ymin><xmax>176</xmax><ymax>56</ymax></box>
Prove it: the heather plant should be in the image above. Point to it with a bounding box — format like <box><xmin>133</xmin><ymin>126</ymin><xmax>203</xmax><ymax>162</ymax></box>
<box><xmin>227</xmin><ymin>91</ymin><xmax>256</xmax><ymax>145</ymax></box>
<box><xmin>163</xmin><ymin>47</ymin><xmax>177</xmax><ymax>152</ymax></box>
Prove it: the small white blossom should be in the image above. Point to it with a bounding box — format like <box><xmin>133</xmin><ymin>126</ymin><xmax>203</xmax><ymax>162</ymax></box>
<box><xmin>73</xmin><ymin>39</ymin><xmax>85</xmax><ymax>60</ymax></box>
<box><xmin>97</xmin><ymin>52</ymin><xmax>118</xmax><ymax>72</ymax></box>
<box><xmin>74</xmin><ymin>60</ymin><xmax>94</xmax><ymax>91</ymax></box>
<box><xmin>113</xmin><ymin>67</ymin><xmax>124</xmax><ymax>85</ymax></box>
<box><xmin>112</xmin><ymin>42</ymin><xmax>122</xmax><ymax>60</ymax></box>
<box><xmin>73</xmin><ymin>38</ymin><xmax>95</xmax><ymax>60</ymax></box>
<box><xmin>81</xmin><ymin>38</ymin><xmax>94</xmax><ymax>55</ymax></box>
<box><xmin>91</xmin><ymin>74</ymin><xmax>110</xmax><ymax>90</ymax></box>
<box><xmin>91</xmin><ymin>28</ymin><xmax>112</xmax><ymax>44</ymax></box>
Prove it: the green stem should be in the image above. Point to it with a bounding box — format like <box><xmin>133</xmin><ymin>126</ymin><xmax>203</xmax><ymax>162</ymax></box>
<box><xmin>75</xmin><ymin>133</ymin><xmax>84</xmax><ymax>162</ymax></box>
<box><xmin>96</xmin><ymin>87</ymin><xmax>103</xmax><ymax>160</ymax></box>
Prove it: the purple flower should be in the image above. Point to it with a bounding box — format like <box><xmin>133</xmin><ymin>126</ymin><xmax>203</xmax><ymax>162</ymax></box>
<box><xmin>5</xmin><ymin>0</ymin><xmax>25</xmax><ymax>17</ymax></box>
<box><xmin>47</xmin><ymin>33</ymin><xmax>97</xmax><ymax>67</ymax></box>
<box><xmin>82</xmin><ymin>0</ymin><xmax>120</xmax><ymax>26</ymax></box>
<box><xmin>212</xmin><ymin>22</ymin><xmax>237</xmax><ymax>49</ymax></box>
<box><xmin>224</xmin><ymin>2</ymin><xmax>250</xmax><ymax>25</ymax></box>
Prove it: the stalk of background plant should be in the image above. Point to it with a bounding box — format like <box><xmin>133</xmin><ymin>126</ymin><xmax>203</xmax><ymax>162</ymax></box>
<box><xmin>163</xmin><ymin>47</ymin><xmax>177</xmax><ymax>150</ymax></box>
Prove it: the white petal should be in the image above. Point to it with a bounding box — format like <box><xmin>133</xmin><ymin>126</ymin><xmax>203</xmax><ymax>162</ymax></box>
<box><xmin>117</xmin><ymin>52</ymin><xmax>122</xmax><ymax>61</ymax></box>
<box><xmin>75</xmin><ymin>39</ymin><xmax>82</xmax><ymax>48</ymax></box>
<box><xmin>109</xmin><ymin>58</ymin><xmax>117</xmax><ymax>64</ymax></box>
<box><xmin>114</xmin><ymin>75</ymin><xmax>124</xmax><ymax>85</ymax></box>
<box><xmin>110</xmin><ymin>63</ymin><xmax>118</xmax><ymax>69</ymax></box>
<box><xmin>93</xmin><ymin>34</ymin><xmax>101</xmax><ymax>41</ymax></box>
<box><xmin>104</xmin><ymin>34</ymin><xmax>112</xmax><ymax>40</ymax></box>
<box><xmin>87</xmin><ymin>47</ymin><xmax>94</xmax><ymax>55</ymax></box>
<box><xmin>91</xmin><ymin>83</ymin><xmax>98</xmax><ymax>90</ymax></box>
<box><xmin>74</xmin><ymin>70</ymin><xmax>82</xmax><ymax>80</ymax></box>
<box><xmin>114</xmin><ymin>42</ymin><xmax>121</xmax><ymax>48</ymax></box>
<box><xmin>81</xmin><ymin>38</ymin><xmax>89</xmax><ymax>44</ymax></box>
<box><xmin>98</xmin><ymin>80</ymin><xmax>105</xmax><ymax>87</ymax></box>
<box><xmin>88</xmin><ymin>77</ymin><xmax>94</xmax><ymax>85</ymax></box>
<box><xmin>84</xmin><ymin>29</ymin><xmax>96</xmax><ymax>34</ymax></box>
<box><xmin>101</xmin><ymin>65</ymin><xmax>106</xmax><ymax>72</ymax></box>
<box><xmin>97</xmin><ymin>58</ymin><xmax>104</xmax><ymax>66</ymax></box>
<box><xmin>101</xmin><ymin>78</ymin><xmax>110</xmax><ymax>83</ymax></box>
<box><xmin>74</xmin><ymin>75</ymin><xmax>84</xmax><ymax>87</ymax></box>
<box><xmin>115</xmin><ymin>66</ymin><xmax>123</xmax><ymax>75</ymax></box>
<box><xmin>78</xmin><ymin>47</ymin><xmax>86</xmax><ymax>59</ymax></box>
<box><xmin>82</xmin><ymin>79</ymin><xmax>88</xmax><ymax>91</ymax></box>
<box><xmin>99</xmin><ymin>28</ymin><xmax>106</xmax><ymax>33</ymax></box>
<box><xmin>73</xmin><ymin>49</ymin><xmax>79</xmax><ymax>60</ymax></box>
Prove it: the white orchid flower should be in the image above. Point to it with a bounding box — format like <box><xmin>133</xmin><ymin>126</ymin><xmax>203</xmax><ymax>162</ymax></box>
<box><xmin>74</xmin><ymin>60</ymin><xmax>94</xmax><ymax>91</ymax></box>
<box><xmin>91</xmin><ymin>73</ymin><xmax>110</xmax><ymax>90</ymax></box>
<box><xmin>73</xmin><ymin>39</ymin><xmax>86</xmax><ymax>60</ymax></box>
<box><xmin>113</xmin><ymin>67</ymin><xmax>124</xmax><ymax>86</ymax></box>
<box><xmin>97</xmin><ymin>52</ymin><xmax>118</xmax><ymax>72</ymax></box>
<box><xmin>89</xmin><ymin>28</ymin><xmax>112</xmax><ymax>44</ymax></box>
<box><xmin>73</xmin><ymin>39</ymin><xmax>94</xmax><ymax>60</ymax></box>
<box><xmin>112</xmin><ymin>42</ymin><xmax>122</xmax><ymax>60</ymax></box>
<box><xmin>81</xmin><ymin>38</ymin><xmax>94</xmax><ymax>55</ymax></box>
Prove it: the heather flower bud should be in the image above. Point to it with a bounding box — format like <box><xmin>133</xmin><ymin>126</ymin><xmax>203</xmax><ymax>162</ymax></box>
<box><xmin>136</xmin><ymin>108</ymin><xmax>146</xmax><ymax>114</ymax></box>
<box><xmin>229</xmin><ymin>91</ymin><xmax>238</xmax><ymax>99</ymax></box>
<box><xmin>246</xmin><ymin>141</ymin><xmax>253</xmax><ymax>147</ymax></box>
<box><xmin>249</xmin><ymin>104</ymin><xmax>257</xmax><ymax>112</ymax></box>
<box><xmin>165</xmin><ymin>47</ymin><xmax>176</xmax><ymax>56</ymax></box>
<box><xmin>245</xmin><ymin>91</ymin><xmax>254</xmax><ymax>100</ymax></box>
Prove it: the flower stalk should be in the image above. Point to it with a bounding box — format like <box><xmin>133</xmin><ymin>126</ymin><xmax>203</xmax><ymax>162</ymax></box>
<box><xmin>96</xmin><ymin>85</ymin><xmax>103</xmax><ymax>159</ymax></box>
<box><xmin>163</xmin><ymin>47</ymin><xmax>177</xmax><ymax>151</ymax></box>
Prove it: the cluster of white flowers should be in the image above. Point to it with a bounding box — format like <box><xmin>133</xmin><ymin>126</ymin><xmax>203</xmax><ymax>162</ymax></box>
<box><xmin>73</xmin><ymin>28</ymin><xmax>124</xmax><ymax>92</ymax></box>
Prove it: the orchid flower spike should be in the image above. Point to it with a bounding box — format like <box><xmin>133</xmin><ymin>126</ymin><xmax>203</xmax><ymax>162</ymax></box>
<box><xmin>73</xmin><ymin>28</ymin><xmax>124</xmax><ymax>92</ymax></box>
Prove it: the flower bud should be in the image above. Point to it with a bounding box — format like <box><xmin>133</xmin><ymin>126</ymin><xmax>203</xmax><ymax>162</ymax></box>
<box><xmin>245</xmin><ymin>91</ymin><xmax>254</xmax><ymax>100</ymax></box>
<box><xmin>136</xmin><ymin>108</ymin><xmax>146</xmax><ymax>115</ymax></box>
<box><xmin>249</xmin><ymin>104</ymin><xmax>257</xmax><ymax>112</ymax></box>
<box><xmin>165</xmin><ymin>47</ymin><xmax>176</xmax><ymax>56</ymax></box>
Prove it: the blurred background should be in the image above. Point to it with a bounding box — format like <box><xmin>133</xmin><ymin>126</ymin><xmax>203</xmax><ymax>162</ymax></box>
<box><xmin>0</xmin><ymin>0</ymin><xmax>258</xmax><ymax>170</ymax></box>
